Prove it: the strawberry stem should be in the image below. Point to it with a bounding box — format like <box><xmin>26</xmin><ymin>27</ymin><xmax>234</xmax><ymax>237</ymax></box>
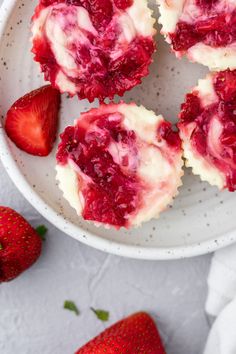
<box><xmin>35</xmin><ymin>225</ymin><xmax>48</xmax><ymax>241</ymax></box>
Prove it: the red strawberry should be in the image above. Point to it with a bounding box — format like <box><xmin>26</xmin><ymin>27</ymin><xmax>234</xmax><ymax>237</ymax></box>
<box><xmin>76</xmin><ymin>312</ymin><xmax>166</xmax><ymax>354</ymax></box>
<box><xmin>0</xmin><ymin>207</ymin><xmax>42</xmax><ymax>282</ymax></box>
<box><xmin>5</xmin><ymin>85</ymin><xmax>61</xmax><ymax>156</ymax></box>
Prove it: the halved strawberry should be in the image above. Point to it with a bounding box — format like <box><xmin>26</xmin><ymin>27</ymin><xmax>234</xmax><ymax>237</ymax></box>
<box><xmin>76</xmin><ymin>312</ymin><xmax>166</xmax><ymax>354</ymax></box>
<box><xmin>5</xmin><ymin>85</ymin><xmax>61</xmax><ymax>156</ymax></box>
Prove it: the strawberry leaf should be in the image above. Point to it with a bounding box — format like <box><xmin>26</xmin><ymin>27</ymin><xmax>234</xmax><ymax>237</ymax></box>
<box><xmin>0</xmin><ymin>243</ymin><xmax>3</xmax><ymax>250</ymax></box>
<box><xmin>36</xmin><ymin>225</ymin><xmax>48</xmax><ymax>240</ymax></box>
<box><xmin>91</xmin><ymin>308</ymin><xmax>109</xmax><ymax>322</ymax></box>
<box><xmin>64</xmin><ymin>301</ymin><xmax>80</xmax><ymax>316</ymax></box>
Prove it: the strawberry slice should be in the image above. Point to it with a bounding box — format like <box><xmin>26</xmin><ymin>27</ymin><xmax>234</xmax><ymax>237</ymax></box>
<box><xmin>76</xmin><ymin>312</ymin><xmax>166</xmax><ymax>354</ymax></box>
<box><xmin>5</xmin><ymin>85</ymin><xmax>61</xmax><ymax>156</ymax></box>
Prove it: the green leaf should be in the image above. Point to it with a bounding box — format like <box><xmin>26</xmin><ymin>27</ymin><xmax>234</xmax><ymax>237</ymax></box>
<box><xmin>0</xmin><ymin>243</ymin><xmax>3</xmax><ymax>250</ymax></box>
<box><xmin>64</xmin><ymin>300</ymin><xmax>79</xmax><ymax>316</ymax></box>
<box><xmin>36</xmin><ymin>225</ymin><xmax>48</xmax><ymax>240</ymax></box>
<box><xmin>91</xmin><ymin>308</ymin><xmax>109</xmax><ymax>322</ymax></box>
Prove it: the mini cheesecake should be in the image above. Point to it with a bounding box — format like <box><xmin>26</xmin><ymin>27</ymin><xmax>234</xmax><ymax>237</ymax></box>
<box><xmin>56</xmin><ymin>103</ymin><xmax>183</xmax><ymax>229</ymax></box>
<box><xmin>179</xmin><ymin>70</ymin><xmax>236</xmax><ymax>191</ymax></box>
<box><xmin>31</xmin><ymin>0</ymin><xmax>156</xmax><ymax>102</ymax></box>
<box><xmin>157</xmin><ymin>0</ymin><xmax>236</xmax><ymax>70</ymax></box>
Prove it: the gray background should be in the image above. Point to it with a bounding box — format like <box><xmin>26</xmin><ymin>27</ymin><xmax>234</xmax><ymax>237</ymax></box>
<box><xmin>0</xmin><ymin>161</ymin><xmax>211</xmax><ymax>353</ymax></box>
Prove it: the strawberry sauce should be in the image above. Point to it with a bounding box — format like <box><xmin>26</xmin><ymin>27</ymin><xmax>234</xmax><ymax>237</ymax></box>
<box><xmin>179</xmin><ymin>70</ymin><xmax>236</xmax><ymax>191</ymax></box>
<box><xmin>32</xmin><ymin>0</ymin><xmax>155</xmax><ymax>102</ymax></box>
<box><xmin>170</xmin><ymin>1</ymin><xmax>236</xmax><ymax>51</ymax></box>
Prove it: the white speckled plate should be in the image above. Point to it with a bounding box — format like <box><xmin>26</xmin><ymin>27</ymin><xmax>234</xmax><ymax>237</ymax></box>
<box><xmin>0</xmin><ymin>0</ymin><xmax>236</xmax><ymax>260</ymax></box>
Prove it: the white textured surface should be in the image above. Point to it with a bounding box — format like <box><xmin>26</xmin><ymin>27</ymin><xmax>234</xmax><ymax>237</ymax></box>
<box><xmin>204</xmin><ymin>243</ymin><xmax>236</xmax><ymax>353</ymax></box>
<box><xmin>0</xmin><ymin>161</ymin><xmax>211</xmax><ymax>354</ymax></box>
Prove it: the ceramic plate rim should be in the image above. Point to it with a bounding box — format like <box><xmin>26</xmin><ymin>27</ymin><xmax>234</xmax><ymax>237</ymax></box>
<box><xmin>0</xmin><ymin>0</ymin><xmax>236</xmax><ymax>260</ymax></box>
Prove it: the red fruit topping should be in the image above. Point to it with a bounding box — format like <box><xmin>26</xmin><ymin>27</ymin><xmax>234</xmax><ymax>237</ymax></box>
<box><xmin>214</xmin><ymin>70</ymin><xmax>236</xmax><ymax>101</ymax></box>
<box><xmin>75</xmin><ymin>312</ymin><xmax>166</xmax><ymax>354</ymax></box>
<box><xmin>57</xmin><ymin>111</ymin><xmax>141</xmax><ymax>227</ymax></box>
<box><xmin>41</xmin><ymin>0</ymin><xmax>114</xmax><ymax>29</ymax></box>
<box><xmin>196</xmin><ymin>0</ymin><xmax>219</xmax><ymax>8</ymax></box>
<box><xmin>170</xmin><ymin>22</ymin><xmax>201</xmax><ymax>52</ymax></box>
<box><xmin>179</xmin><ymin>92</ymin><xmax>203</xmax><ymax>123</ymax></box>
<box><xmin>170</xmin><ymin>3</ymin><xmax>236</xmax><ymax>52</ymax></box>
<box><xmin>114</xmin><ymin>0</ymin><xmax>133</xmax><ymax>10</ymax></box>
<box><xmin>179</xmin><ymin>70</ymin><xmax>236</xmax><ymax>191</ymax></box>
<box><xmin>32</xmin><ymin>1</ymin><xmax>155</xmax><ymax>102</ymax></box>
<box><xmin>0</xmin><ymin>207</ymin><xmax>42</xmax><ymax>282</ymax></box>
<box><xmin>40</xmin><ymin>0</ymin><xmax>134</xmax><ymax>26</ymax></box>
<box><xmin>5</xmin><ymin>85</ymin><xmax>61</xmax><ymax>156</ymax></box>
<box><xmin>81</xmin><ymin>0</ymin><xmax>114</xmax><ymax>30</ymax></box>
<box><xmin>157</xmin><ymin>121</ymin><xmax>182</xmax><ymax>150</ymax></box>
